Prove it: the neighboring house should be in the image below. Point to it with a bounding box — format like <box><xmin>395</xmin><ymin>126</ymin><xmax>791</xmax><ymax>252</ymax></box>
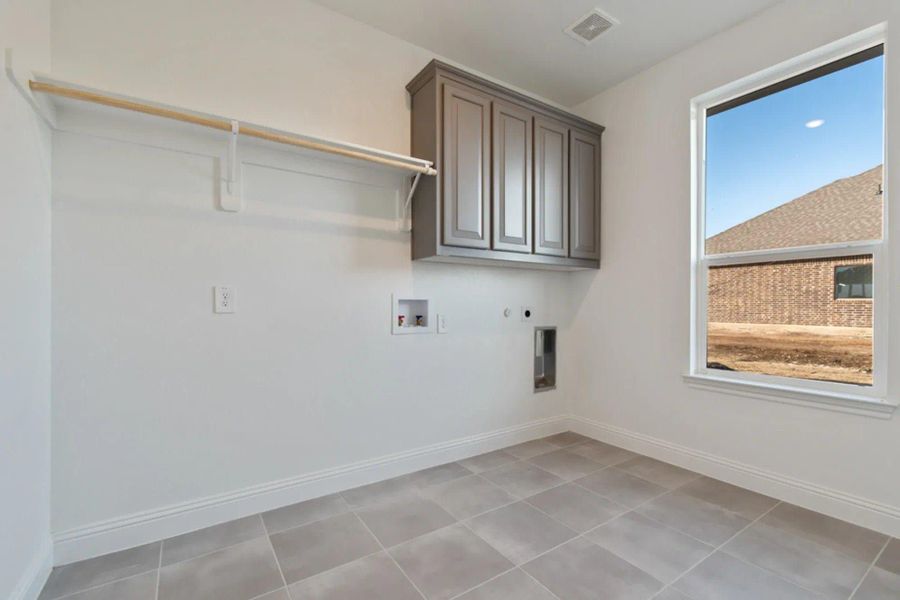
<box><xmin>707</xmin><ymin>165</ymin><xmax>882</xmax><ymax>328</ymax></box>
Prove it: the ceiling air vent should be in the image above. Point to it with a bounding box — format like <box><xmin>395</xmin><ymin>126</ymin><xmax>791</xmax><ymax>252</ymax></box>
<box><xmin>565</xmin><ymin>8</ymin><xmax>618</xmax><ymax>45</ymax></box>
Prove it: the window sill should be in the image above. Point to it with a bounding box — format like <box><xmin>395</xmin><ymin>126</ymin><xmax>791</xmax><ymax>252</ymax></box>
<box><xmin>683</xmin><ymin>373</ymin><xmax>897</xmax><ymax>419</ymax></box>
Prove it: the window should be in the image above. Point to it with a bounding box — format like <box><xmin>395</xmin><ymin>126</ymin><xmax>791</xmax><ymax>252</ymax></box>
<box><xmin>691</xmin><ymin>34</ymin><xmax>887</xmax><ymax>403</ymax></box>
<box><xmin>835</xmin><ymin>264</ymin><xmax>873</xmax><ymax>299</ymax></box>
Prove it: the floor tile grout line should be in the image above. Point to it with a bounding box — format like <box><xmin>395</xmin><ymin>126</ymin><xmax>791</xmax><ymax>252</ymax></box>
<box><xmin>152</xmin><ymin>531</ymin><xmax>271</xmax><ymax>573</ymax></box>
<box><xmin>444</xmin><ymin>565</ymin><xmax>520</xmax><ymax>600</ymax></box>
<box><xmin>278</xmin><ymin>544</ymin><xmax>388</xmax><ymax>590</ymax></box>
<box><xmin>580</xmin><ymin>493</ymin><xmax>713</xmax><ymax>550</ymax></box>
<box><xmin>506</xmin><ymin>495</ymin><xmax>680</xmax><ymax>590</ymax></box>
<box><xmin>615</xmin><ymin>466</ymin><xmax>796</xmax><ymax>550</ymax></box>
<box><xmin>717</xmin><ymin>545</ymin><xmax>837</xmax><ymax>598</ymax></box>
<box><xmin>357</xmin><ymin>486</ymin><xmax>526</xmax><ymax>550</ymax></box>
<box><xmin>560</xmin><ymin>479</ymin><xmax>633</xmax><ymax>514</ymax></box>
<box><xmin>296</xmin><ymin>500</ymin><xmax>593</xmax><ymax>600</ymax></box>
<box><xmin>519</xmin><ymin>566</ymin><xmax>566</xmax><ymax>600</ymax></box>
<box><xmin>459</xmin><ymin>505</ymin><xmax>663</xmax><ymax>595</ymax></box>
<box><xmin>714</xmin><ymin>512</ymin><xmax>891</xmax><ymax>599</ymax></box>
<box><xmin>273</xmin><ymin>486</ymin><xmax>522</xmax><ymax>592</ymax></box>
<box><xmin>264</xmin><ymin>501</ymin><xmax>358</xmax><ymax>536</ymax></box>
<box><xmin>349</xmin><ymin>510</ymin><xmax>429</xmax><ymax>600</ymax></box>
<box><xmin>463</xmin><ymin>516</ymin><xmax>580</xmax><ymax>594</ymax></box>
<box><xmin>848</xmin><ymin>536</ymin><xmax>891</xmax><ymax>599</ymax></box>
<box><xmin>648</xmin><ymin>500</ymin><xmax>785</xmax><ymax>599</ymax></box>
<box><xmin>444</xmin><ymin>564</ymin><xmax>566</xmax><ymax>600</ymax></box>
<box><xmin>261</xmin><ymin>514</ymin><xmax>294</xmax><ymax>600</ymax></box>
<box><xmin>570</xmin><ymin>474</ymin><xmax>674</xmax><ymax>513</ymax></box>
<box><xmin>43</xmin><ymin>566</ymin><xmax>161</xmax><ymax>600</ymax></box>
<box><xmin>261</xmin><ymin>493</ymin><xmax>351</xmax><ymax>536</ymax></box>
<box><xmin>607</xmin><ymin>463</ymin><xmax>704</xmax><ymax>491</ymax></box>
<box><xmin>468</xmin><ymin>490</ymin><xmax>620</xmax><ymax>564</ymax></box>
<box><xmin>247</xmin><ymin>589</ymin><xmax>287</xmax><ymax>600</ymax></box>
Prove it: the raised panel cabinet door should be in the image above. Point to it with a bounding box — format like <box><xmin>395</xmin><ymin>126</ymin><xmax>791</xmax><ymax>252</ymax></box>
<box><xmin>534</xmin><ymin>117</ymin><xmax>569</xmax><ymax>256</ymax></box>
<box><xmin>569</xmin><ymin>129</ymin><xmax>601</xmax><ymax>260</ymax></box>
<box><xmin>442</xmin><ymin>81</ymin><xmax>491</xmax><ymax>248</ymax></box>
<box><xmin>492</xmin><ymin>101</ymin><xmax>533</xmax><ymax>253</ymax></box>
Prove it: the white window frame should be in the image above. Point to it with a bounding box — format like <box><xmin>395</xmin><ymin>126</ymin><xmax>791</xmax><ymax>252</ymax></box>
<box><xmin>687</xmin><ymin>25</ymin><xmax>895</xmax><ymax>417</ymax></box>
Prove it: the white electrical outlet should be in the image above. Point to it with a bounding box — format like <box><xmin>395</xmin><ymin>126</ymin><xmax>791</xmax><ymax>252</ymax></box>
<box><xmin>521</xmin><ymin>306</ymin><xmax>534</xmax><ymax>322</ymax></box>
<box><xmin>437</xmin><ymin>313</ymin><xmax>448</xmax><ymax>333</ymax></box>
<box><xmin>214</xmin><ymin>286</ymin><xmax>235</xmax><ymax>314</ymax></box>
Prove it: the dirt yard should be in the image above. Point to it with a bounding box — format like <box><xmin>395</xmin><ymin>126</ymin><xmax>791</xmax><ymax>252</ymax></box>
<box><xmin>707</xmin><ymin>322</ymin><xmax>873</xmax><ymax>386</ymax></box>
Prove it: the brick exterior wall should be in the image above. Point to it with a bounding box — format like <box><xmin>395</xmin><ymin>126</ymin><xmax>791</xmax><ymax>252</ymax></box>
<box><xmin>708</xmin><ymin>255</ymin><xmax>873</xmax><ymax>328</ymax></box>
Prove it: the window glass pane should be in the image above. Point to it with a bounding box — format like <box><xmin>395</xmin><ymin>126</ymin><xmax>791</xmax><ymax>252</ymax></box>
<box><xmin>707</xmin><ymin>255</ymin><xmax>873</xmax><ymax>385</ymax></box>
<box><xmin>835</xmin><ymin>264</ymin><xmax>873</xmax><ymax>298</ymax></box>
<box><xmin>705</xmin><ymin>51</ymin><xmax>884</xmax><ymax>255</ymax></box>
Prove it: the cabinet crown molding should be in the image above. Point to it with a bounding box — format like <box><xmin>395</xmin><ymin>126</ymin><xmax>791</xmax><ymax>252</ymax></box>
<box><xmin>407</xmin><ymin>60</ymin><xmax>605</xmax><ymax>136</ymax></box>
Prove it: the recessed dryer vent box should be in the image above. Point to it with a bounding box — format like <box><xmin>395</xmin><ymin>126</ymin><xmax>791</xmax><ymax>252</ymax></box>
<box><xmin>392</xmin><ymin>294</ymin><xmax>432</xmax><ymax>335</ymax></box>
<box><xmin>534</xmin><ymin>327</ymin><xmax>557</xmax><ymax>392</ymax></box>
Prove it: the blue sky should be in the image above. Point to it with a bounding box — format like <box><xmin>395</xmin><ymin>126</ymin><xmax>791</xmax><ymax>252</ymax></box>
<box><xmin>705</xmin><ymin>54</ymin><xmax>884</xmax><ymax>238</ymax></box>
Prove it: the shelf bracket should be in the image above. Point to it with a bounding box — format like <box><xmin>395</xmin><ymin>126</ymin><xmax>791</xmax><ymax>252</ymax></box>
<box><xmin>401</xmin><ymin>172</ymin><xmax>422</xmax><ymax>232</ymax></box>
<box><xmin>220</xmin><ymin>119</ymin><xmax>243</xmax><ymax>212</ymax></box>
<box><xmin>4</xmin><ymin>48</ymin><xmax>56</xmax><ymax>128</ymax></box>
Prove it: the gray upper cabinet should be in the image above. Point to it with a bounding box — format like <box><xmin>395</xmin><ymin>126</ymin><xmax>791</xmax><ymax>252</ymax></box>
<box><xmin>407</xmin><ymin>60</ymin><xmax>604</xmax><ymax>270</ymax></box>
<box><xmin>534</xmin><ymin>117</ymin><xmax>569</xmax><ymax>257</ymax></box>
<box><xmin>442</xmin><ymin>82</ymin><xmax>491</xmax><ymax>248</ymax></box>
<box><xmin>570</xmin><ymin>128</ymin><xmax>601</xmax><ymax>260</ymax></box>
<box><xmin>492</xmin><ymin>101</ymin><xmax>533</xmax><ymax>253</ymax></box>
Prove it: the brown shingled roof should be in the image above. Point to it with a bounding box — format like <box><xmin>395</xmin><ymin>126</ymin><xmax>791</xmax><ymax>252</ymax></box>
<box><xmin>706</xmin><ymin>165</ymin><xmax>883</xmax><ymax>255</ymax></box>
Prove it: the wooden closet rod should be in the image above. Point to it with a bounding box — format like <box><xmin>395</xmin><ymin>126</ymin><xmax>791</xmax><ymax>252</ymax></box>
<box><xmin>29</xmin><ymin>81</ymin><xmax>437</xmax><ymax>176</ymax></box>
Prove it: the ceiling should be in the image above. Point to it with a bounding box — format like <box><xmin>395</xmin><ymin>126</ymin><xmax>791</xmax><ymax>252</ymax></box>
<box><xmin>309</xmin><ymin>0</ymin><xmax>782</xmax><ymax>106</ymax></box>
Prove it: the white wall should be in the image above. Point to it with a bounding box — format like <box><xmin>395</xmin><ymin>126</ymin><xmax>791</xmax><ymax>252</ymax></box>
<box><xmin>571</xmin><ymin>0</ymin><xmax>900</xmax><ymax>534</ymax></box>
<box><xmin>0</xmin><ymin>0</ymin><xmax>53</xmax><ymax>597</ymax></box>
<box><xmin>49</xmin><ymin>0</ymin><xmax>575</xmax><ymax>560</ymax></box>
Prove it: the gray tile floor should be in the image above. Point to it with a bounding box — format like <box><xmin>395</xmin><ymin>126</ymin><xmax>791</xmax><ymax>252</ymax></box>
<box><xmin>38</xmin><ymin>433</ymin><xmax>900</xmax><ymax>600</ymax></box>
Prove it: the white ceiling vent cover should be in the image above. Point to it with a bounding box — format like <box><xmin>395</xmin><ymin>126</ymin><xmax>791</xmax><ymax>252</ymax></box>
<box><xmin>565</xmin><ymin>8</ymin><xmax>618</xmax><ymax>45</ymax></box>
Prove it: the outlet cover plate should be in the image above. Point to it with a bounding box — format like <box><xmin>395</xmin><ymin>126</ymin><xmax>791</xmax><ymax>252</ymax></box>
<box><xmin>214</xmin><ymin>286</ymin><xmax>235</xmax><ymax>314</ymax></box>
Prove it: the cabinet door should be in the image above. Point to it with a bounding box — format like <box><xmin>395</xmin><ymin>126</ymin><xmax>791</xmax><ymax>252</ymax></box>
<box><xmin>492</xmin><ymin>101</ymin><xmax>533</xmax><ymax>253</ymax></box>
<box><xmin>534</xmin><ymin>117</ymin><xmax>569</xmax><ymax>256</ymax></box>
<box><xmin>442</xmin><ymin>81</ymin><xmax>491</xmax><ymax>248</ymax></box>
<box><xmin>569</xmin><ymin>129</ymin><xmax>601</xmax><ymax>260</ymax></box>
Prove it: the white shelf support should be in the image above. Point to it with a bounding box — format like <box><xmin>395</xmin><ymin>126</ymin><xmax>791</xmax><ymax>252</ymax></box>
<box><xmin>402</xmin><ymin>172</ymin><xmax>422</xmax><ymax>232</ymax></box>
<box><xmin>220</xmin><ymin>119</ymin><xmax>243</xmax><ymax>212</ymax></box>
<box><xmin>4</xmin><ymin>48</ymin><xmax>56</xmax><ymax>128</ymax></box>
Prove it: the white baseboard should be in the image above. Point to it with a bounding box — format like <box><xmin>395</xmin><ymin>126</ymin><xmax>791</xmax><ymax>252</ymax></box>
<box><xmin>567</xmin><ymin>414</ymin><xmax>900</xmax><ymax>538</ymax></box>
<box><xmin>53</xmin><ymin>416</ymin><xmax>568</xmax><ymax>565</ymax></box>
<box><xmin>10</xmin><ymin>536</ymin><xmax>52</xmax><ymax>600</ymax></box>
